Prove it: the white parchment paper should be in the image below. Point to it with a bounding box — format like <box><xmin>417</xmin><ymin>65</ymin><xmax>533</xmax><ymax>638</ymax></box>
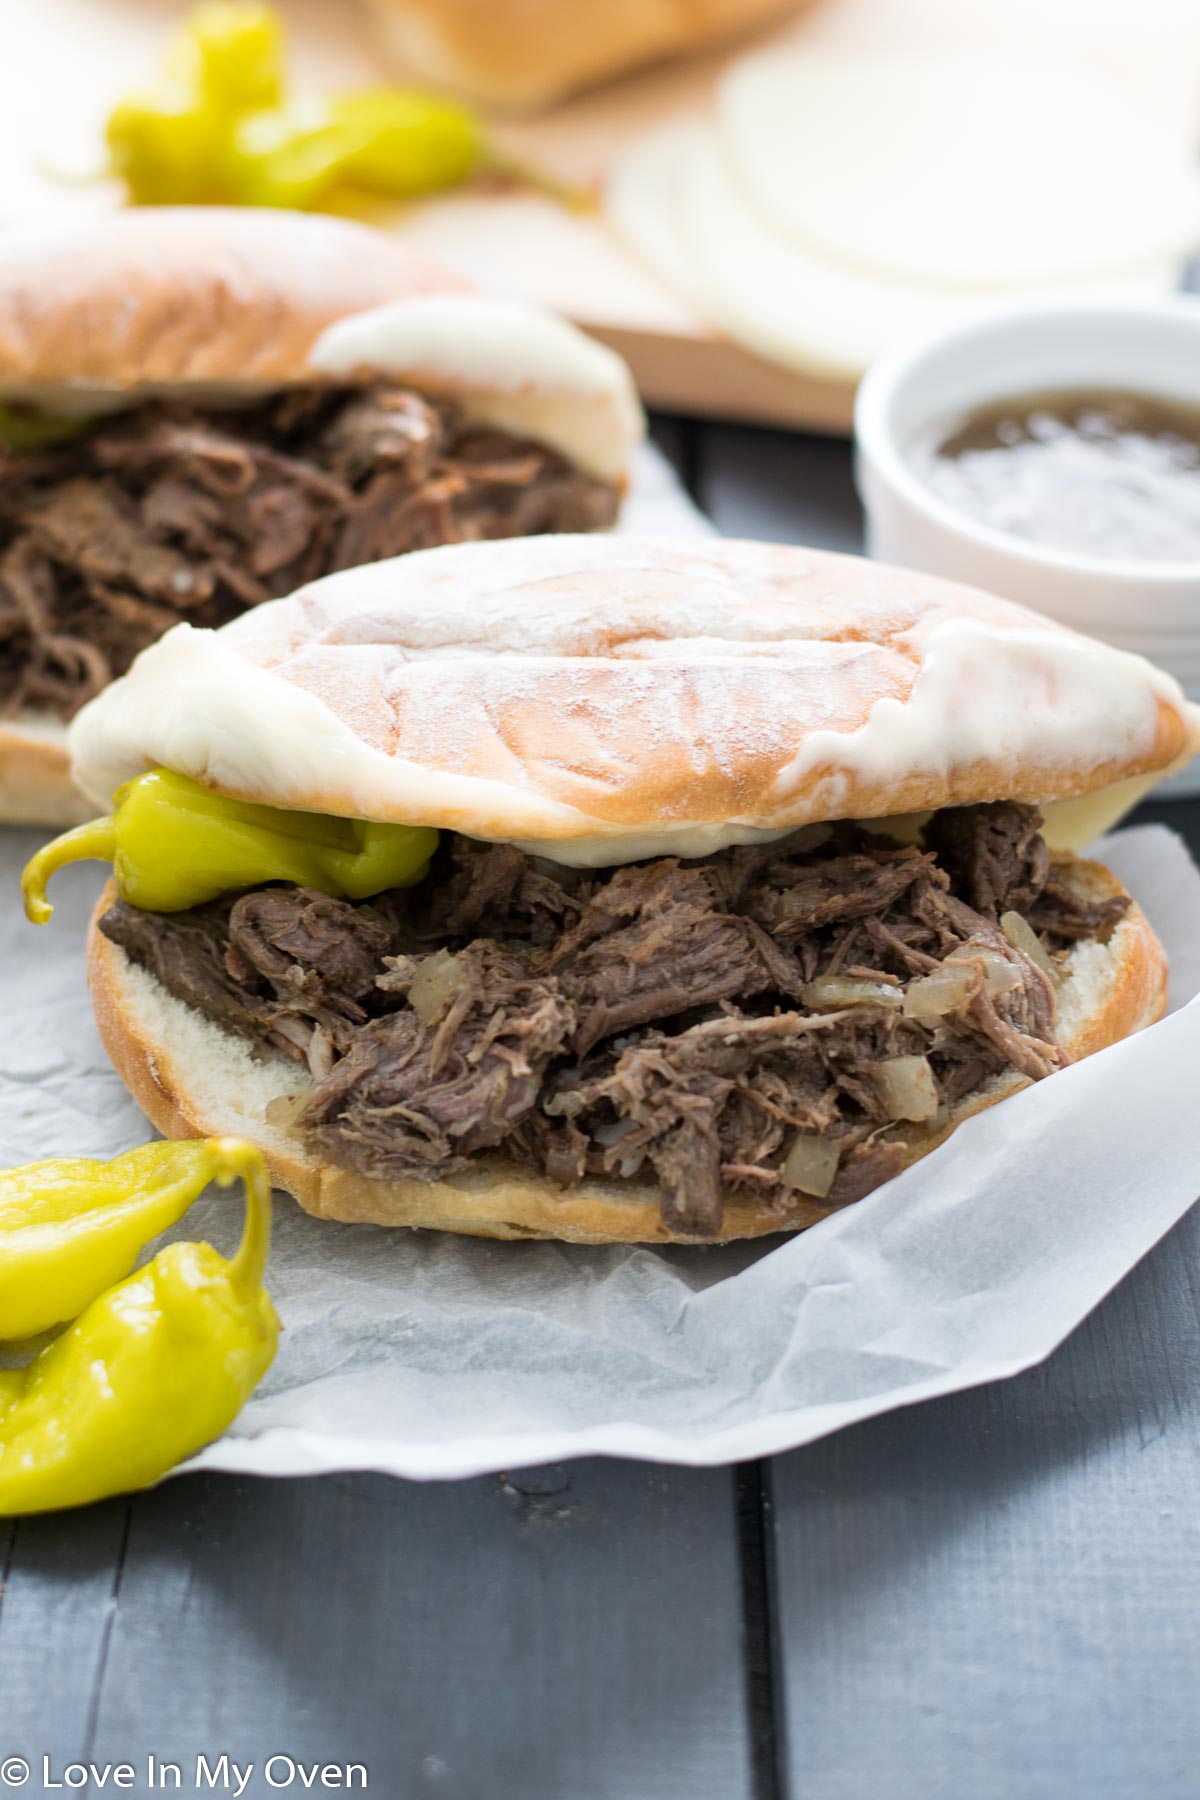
<box><xmin>3</xmin><ymin>444</ymin><xmax>1198</xmax><ymax>1479</ymax></box>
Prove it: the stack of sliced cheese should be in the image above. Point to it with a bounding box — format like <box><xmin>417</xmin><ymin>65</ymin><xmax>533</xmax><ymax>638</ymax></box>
<box><xmin>609</xmin><ymin>48</ymin><xmax>1200</xmax><ymax>381</ymax></box>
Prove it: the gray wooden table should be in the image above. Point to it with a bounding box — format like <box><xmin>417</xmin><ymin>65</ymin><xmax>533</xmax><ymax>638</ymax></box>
<box><xmin>3</xmin><ymin>419</ymin><xmax>1198</xmax><ymax>1800</ymax></box>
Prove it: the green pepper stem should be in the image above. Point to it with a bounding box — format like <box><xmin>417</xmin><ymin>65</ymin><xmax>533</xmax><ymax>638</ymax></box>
<box><xmin>21</xmin><ymin>817</ymin><xmax>118</xmax><ymax>924</ymax></box>
<box><xmin>208</xmin><ymin>1139</ymin><xmax>273</xmax><ymax>1300</ymax></box>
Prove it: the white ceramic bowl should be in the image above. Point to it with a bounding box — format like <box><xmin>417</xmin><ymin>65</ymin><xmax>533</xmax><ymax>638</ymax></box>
<box><xmin>855</xmin><ymin>298</ymin><xmax>1200</xmax><ymax>793</ymax></box>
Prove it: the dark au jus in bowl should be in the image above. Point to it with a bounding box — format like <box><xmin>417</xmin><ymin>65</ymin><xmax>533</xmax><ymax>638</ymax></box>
<box><xmin>909</xmin><ymin>388</ymin><xmax>1200</xmax><ymax>565</ymax></box>
<box><xmin>855</xmin><ymin>301</ymin><xmax>1200</xmax><ymax>793</ymax></box>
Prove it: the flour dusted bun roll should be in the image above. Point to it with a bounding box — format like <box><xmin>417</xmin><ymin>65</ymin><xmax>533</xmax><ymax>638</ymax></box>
<box><xmin>363</xmin><ymin>0</ymin><xmax>805</xmax><ymax>111</ymax></box>
<box><xmin>60</xmin><ymin>536</ymin><xmax>1199</xmax><ymax>1244</ymax></box>
<box><xmin>0</xmin><ymin>209</ymin><xmax>642</xmax><ymax>825</ymax></box>
<box><xmin>69</xmin><ymin>535</ymin><xmax>1197</xmax><ymax>839</ymax></box>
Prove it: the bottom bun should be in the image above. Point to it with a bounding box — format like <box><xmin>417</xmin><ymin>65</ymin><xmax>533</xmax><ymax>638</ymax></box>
<box><xmin>0</xmin><ymin>715</ymin><xmax>93</xmax><ymax>826</ymax></box>
<box><xmin>86</xmin><ymin>854</ymin><xmax>1167</xmax><ymax>1245</ymax></box>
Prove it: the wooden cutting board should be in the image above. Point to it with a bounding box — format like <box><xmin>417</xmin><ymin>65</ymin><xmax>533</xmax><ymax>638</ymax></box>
<box><xmin>2</xmin><ymin>0</ymin><xmax>1199</xmax><ymax>434</ymax></box>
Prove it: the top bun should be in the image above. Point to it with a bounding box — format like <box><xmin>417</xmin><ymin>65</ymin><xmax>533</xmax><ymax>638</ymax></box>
<box><xmin>364</xmin><ymin>0</ymin><xmax>804</xmax><ymax>111</ymax></box>
<box><xmin>69</xmin><ymin>536</ymin><xmax>1200</xmax><ymax>864</ymax></box>
<box><xmin>0</xmin><ymin>209</ymin><xmax>640</xmax><ymax>481</ymax></box>
<box><xmin>0</xmin><ymin>208</ymin><xmax>457</xmax><ymax>390</ymax></box>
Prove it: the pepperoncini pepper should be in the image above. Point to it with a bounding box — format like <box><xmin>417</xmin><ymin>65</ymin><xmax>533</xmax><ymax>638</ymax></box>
<box><xmin>0</xmin><ymin>404</ymin><xmax>93</xmax><ymax>454</ymax></box>
<box><xmin>22</xmin><ymin>767</ymin><xmax>438</xmax><ymax>923</ymax></box>
<box><xmin>0</xmin><ymin>1137</ymin><xmax>278</xmax><ymax>1516</ymax></box>
<box><xmin>101</xmin><ymin>2</ymin><xmax>587</xmax><ymax>214</ymax></box>
<box><xmin>166</xmin><ymin>2</ymin><xmax>285</xmax><ymax>116</ymax></box>
<box><xmin>107</xmin><ymin>3</ymin><xmax>284</xmax><ymax>205</ymax></box>
<box><xmin>226</xmin><ymin>90</ymin><xmax>481</xmax><ymax>210</ymax></box>
<box><xmin>106</xmin><ymin>87</ymin><xmax>229</xmax><ymax>206</ymax></box>
<box><xmin>0</xmin><ymin>1139</ymin><xmax>239</xmax><ymax>1341</ymax></box>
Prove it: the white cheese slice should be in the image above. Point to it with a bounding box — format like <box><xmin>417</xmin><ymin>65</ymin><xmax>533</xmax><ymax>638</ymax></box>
<box><xmin>718</xmin><ymin>47</ymin><xmax>1200</xmax><ymax>290</ymax></box>
<box><xmin>862</xmin><ymin>775</ymin><xmax>1161</xmax><ymax>857</ymax></box>
<box><xmin>609</xmin><ymin>119</ymin><xmax>1178</xmax><ymax>381</ymax></box>
<box><xmin>607</xmin><ymin>120</ymin><xmax>721</xmax><ymax>327</ymax></box>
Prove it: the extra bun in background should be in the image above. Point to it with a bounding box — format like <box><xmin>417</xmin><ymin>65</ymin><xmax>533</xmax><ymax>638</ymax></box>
<box><xmin>69</xmin><ymin>534</ymin><xmax>1197</xmax><ymax>1243</ymax></box>
<box><xmin>0</xmin><ymin>209</ymin><xmax>640</xmax><ymax>470</ymax></box>
<box><xmin>0</xmin><ymin>210</ymin><xmax>642</xmax><ymax>825</ymax></box>
<box><xmin>0</xmin><ymin>208</ymin><xmax>459</xmax><ymax>394</ymax></box>
<box><xmin>362</xmin><ymin>0</ymin><xmax>806</xmax><ymax>111</ymax></box>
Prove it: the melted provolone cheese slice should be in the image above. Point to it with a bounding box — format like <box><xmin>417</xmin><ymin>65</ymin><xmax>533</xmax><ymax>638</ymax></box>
<box><xmin>860</xmin><ymin>774</ymin><xmax>1162</xmax><ymax>858</ymax></box>
<box><xmin>310</xmin><ymin>293</ymin><xmax>643</xmax><ymax>483</ymax></box>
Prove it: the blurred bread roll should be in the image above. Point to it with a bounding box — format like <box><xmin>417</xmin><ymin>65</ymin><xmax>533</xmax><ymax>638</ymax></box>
<box><xmin>363</xmin><ymin>0</ymin><xmax>805</xmax><ymax>110</ymax></box>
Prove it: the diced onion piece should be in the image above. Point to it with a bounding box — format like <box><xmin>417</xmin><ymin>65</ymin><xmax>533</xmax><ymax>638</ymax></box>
<box><xmin>782</xmin><ymin>1132</ymin><xmax>841</xmax><ymax>1198</ymax></box>
<box><xmin>264</xmin><ymin>1091</ymin><xmax>309</xmax><ymax>1131</ymax></box>
<box><xmin>1001</xmin><ymin>911</ymin><xmax>1058</xmax><ymax>981</ymax></box>
<box><xmin>906</xmin><ymin>942</ymin><xmax>1024</xmax><ymax>1020</ymax></box>
<box><xmin>873</xmin><ymin>1055</ymin><xmax>939</xmax><ymax>1122</ymax></box>
<box><xmin>802</xmin><ymin>976</ymin><xmax>903</xmax><ymax>1011</ymax></box>
<box><xmin>902</xmin><ymin>964</ymin><xmax>972</xmax><ymax>1020</ymax></box>
<box><xmin>947</xmin><ymin>943</ymin><xmax>1023</xmax><ymax>998</ymax></box>
<box><xmin>409</xmin><ymin>949</ymin><xmax>468</xmax><ymax>1025</ymax></box>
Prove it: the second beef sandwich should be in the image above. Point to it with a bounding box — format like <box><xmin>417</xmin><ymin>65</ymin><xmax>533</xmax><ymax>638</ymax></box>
<box><xmin>27</xmin><ymin>536</ymin><xmax>1200</xmax><ymax>1243</ymax></box>
<box><xmin>0</xmin><ymin>208</ymin><xmax>641</xmax><ymax>821</ymax></box>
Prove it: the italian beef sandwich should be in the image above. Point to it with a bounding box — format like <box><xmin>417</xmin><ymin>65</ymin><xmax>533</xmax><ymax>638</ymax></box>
<box><xmin>0</xmin><ymin>208</ymin><xmax>641</xmax><ymax>823</ymax></box>
<box><xmin>28</xmin><ymin>536</ymin><xmax>1200</xmax><ymax>1243</ymax></box>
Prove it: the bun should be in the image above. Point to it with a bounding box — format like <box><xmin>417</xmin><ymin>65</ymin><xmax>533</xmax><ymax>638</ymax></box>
<box><xmin>0</xmin><ymin>207</ymin><xmax>433</xmax><ymax>826</ymax></box>
<box><xmin>87</xmin><ymin>854</ymin><xmax>1165</xmax><ymax>1242</ymax></box>
<box><xmin>70</xmin><ymin>536</ymin><xmax>1200</xmax><ymax>859</ymax></box>
<box><xmin>0</xmin><ymin>210</ymin><xmax>639</xmax><ymax>478</ymax></box>
<box><xmin>0</xmin><ymin>718</ymin><xmax>91</xmax><ymax>826</ymax></box>
<box><xmin>0</xmin><ymin>212</ymin><xmax>641</xmax><ymax>826</ymax></box>
<box><xmin>363</xmin><ymin>0</ymin><xmax>804</xmax><ymax>110</ymax></box>
<box><xmin>0</xmin><ymin>209</ymin><xmax>463</xmax><ymax>393</ymax></box>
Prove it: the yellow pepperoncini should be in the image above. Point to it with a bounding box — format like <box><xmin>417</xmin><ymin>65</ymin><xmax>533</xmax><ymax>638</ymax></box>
<box><xmin>107</xmin><ymin>3</ymin><xmax>285</xmax><ymax>205</ymax></box>
<box><xmin>0</xmin><ymin>1139</ymin><xmax>239</xmax><ymax>1341</ymax></box>
<box><xmin>22</xmin><ymin>767</ymin><xmax>438</xmax><ymax>922</ymax></box>
<box><xmin>166</xmin><ymin>2</ymin><xmax>285</xmax><ymax>116</ymax></box>
<box><xmin>226</xmin><ymin>89</ymin><xmax>481</xmax><ymax>211</ymax></box>
<box><xmin>0</xmin><ymin>1137</ymin><xmax>278</xmax><ymax>1516</ymax></box>
<box><xmin>106</xmin><ymin>87</ymin><xmax>230</xmax><ymax>206</ymax></box>
<box><xmin>101</xmin><ymin>2</ymin><xmax>588</xmax><ymax>214</ymax></box>
<box><xmin>0</xmin><ymin>404</ymin><xmax>92</xmax><ymax>453</ymax></box>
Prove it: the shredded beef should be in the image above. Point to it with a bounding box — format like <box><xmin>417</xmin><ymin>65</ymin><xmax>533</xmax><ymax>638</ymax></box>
<box><xmin>100</xmin><ymin>803</ymin><xmax>1125</xmax><ymax>1235</ymax></box>
<box><xmin>541</xmin><ymin>1009</ymin><xmax>915</xmax><ymax>1234</ymax></box>
<box><xmin>101</xmin><ymin>887</ymin><xmax>408</xmax><ymax>1076</ymax></box>
<box><xmin>1028</xmin><ymin>874</ymin><xmax>1130</xmax><ymax>943</ymax></box>
<box><xmin>739</xmin><ymin>837</ymin><xmax>934</xmax><ymax>938</ymax></box>
<box><xmin>299</xmin><ymin>942</ymin><xmax>576</xmax><ymax>1180</ymax></box>
<box><xmin>225</xmin><ymin>889</ymin><xmax>407</xmax><ymax>1074</ymax></box>
<box><xmin>417</xmin><ymin>837</ymin><xmax>592</xmax><ymax>947</ymax></box>
<box><xmin>99</xmin><ymin>893</ymin><xmax>299</xmax><ymax>1061</ymax></box>
<box><xmin>925</xmin><ymin>800</ymin><xmax>1129</xmax><ymax>944</ymax></box>
<box><xmin>546</xmin><ymin>860</ymin><xmax>805</xmax><ymax>1054</ymax></box>
<box><xmin>0</xmin><ymin>387</ymin><xmax>618</xmax><ymax>719</ymax></box>
<box><xmin>924</xmin><ymin>801</ymin><xmax>1049</xmax><ymax>915</ymax></box>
